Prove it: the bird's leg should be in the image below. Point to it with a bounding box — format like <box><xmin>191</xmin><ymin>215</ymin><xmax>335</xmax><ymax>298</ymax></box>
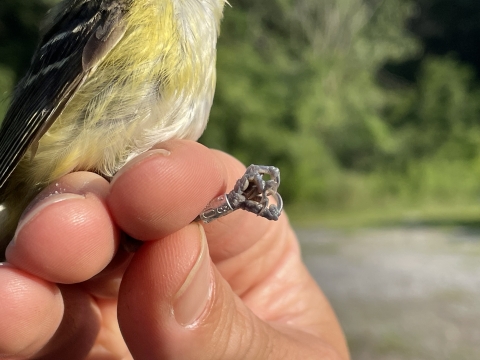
<box><xmin>197</xmin><ymin>165</ymin><xmax>283</xmax><ymax>223</ymax></box>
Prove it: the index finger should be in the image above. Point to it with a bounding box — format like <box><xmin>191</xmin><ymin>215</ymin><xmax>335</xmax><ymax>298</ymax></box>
<box><xmin>107</xmin><ymin>139</ymin><xmax>281</xmax><ymax>255</ymax></box>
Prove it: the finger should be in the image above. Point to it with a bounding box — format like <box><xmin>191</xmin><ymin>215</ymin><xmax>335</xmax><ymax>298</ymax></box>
<box><xmin>86</xmin><ymin>298</ymin><xmax>131</xmax><ymax>359</ymax></box>
<box><xmin>6</xmin><ymin>172</ymin><xmax>120</xmax><ymax>284</ymax></box>
<box><xmin>107</xmin><ymin>139</ymin><xmax>277</xmax><ymax>251</ymax></box>
<box><xmin>33</xmin><ymin>285</ymin><xmax>101</xmax><ymax>360</ymax></box>
<box><xmin>118</xmin><ymin>225</ymin><xmax>342</xmax><ymax>359</ymax></box>
<box><xmin>107</xmin><ymin>140</ymin><xmax>226</xmax><ymax>240</ymax></box>
<box><xmin>0</xmin><ymin>264</ymin><xmax>63</xmax><ymax>358</ymax></box>
<box><xmin>81</xmin><ymin>245</ymin><xmax>133</xmax><ymax>299</ymax></box>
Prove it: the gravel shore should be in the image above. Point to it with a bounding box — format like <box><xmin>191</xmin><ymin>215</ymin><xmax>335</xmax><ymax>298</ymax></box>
<box><xmin>297</xmin><ymin>226</ymin><xmax>480</xmax><ymax>360</ymax></box>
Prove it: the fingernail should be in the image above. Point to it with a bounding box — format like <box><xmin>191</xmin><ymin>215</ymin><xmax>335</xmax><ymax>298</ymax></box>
<box><xmin>173</xmin><ymin>224</ymin><xmax>213</xmax><ymax>327</ymax></box>
<box><xmin>110</xmin><ymin>149</ymin><xmax>171</xmax><ymax>186</ymax></box>
<box><xmin>13</xmin><ymin>193</ymin><xmax>85</xmax><ymax>243</ymax></box>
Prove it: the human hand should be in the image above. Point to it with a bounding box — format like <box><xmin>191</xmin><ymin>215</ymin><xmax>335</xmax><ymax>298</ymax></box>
<box><xmin>1</xmin><ymin>140</ymin><xmax>349</xmax><ymax>359</ymax></box>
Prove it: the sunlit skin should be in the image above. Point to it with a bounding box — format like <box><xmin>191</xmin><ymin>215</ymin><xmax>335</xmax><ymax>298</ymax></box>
<box><xmin>0</xmin><ymin>140</ymin><xmax>350</xmax><ymax>359</ymax></box>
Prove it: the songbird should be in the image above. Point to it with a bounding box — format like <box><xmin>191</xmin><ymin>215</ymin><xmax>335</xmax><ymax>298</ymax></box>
<box><xmin>0</xmin><ymin>0</ymin><xmax>226</xmax><ymax>259</ymax></box>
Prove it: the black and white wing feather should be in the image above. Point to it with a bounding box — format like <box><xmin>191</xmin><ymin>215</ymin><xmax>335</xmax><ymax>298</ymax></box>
<box><xmin>0</xmin><ymin>0</ymin><xmax>127</xmax><ymax>189</ymax></box>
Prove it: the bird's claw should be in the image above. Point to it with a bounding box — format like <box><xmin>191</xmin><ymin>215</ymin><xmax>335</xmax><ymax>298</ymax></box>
<box><xmin>197</xmin><ymin>165</ymin><xmax>283</xmax><ymax>223</ymax></box>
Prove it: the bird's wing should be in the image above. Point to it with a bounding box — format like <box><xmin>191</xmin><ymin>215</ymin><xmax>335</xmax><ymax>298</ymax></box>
<box><xmin>0</xmin><ymin>1</ymin><xmax>128</xmax><ymax>189</ymax></box>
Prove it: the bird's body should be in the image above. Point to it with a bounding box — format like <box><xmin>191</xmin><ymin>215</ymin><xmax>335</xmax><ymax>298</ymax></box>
<box><xmin>0</xmin><ymin>0</ymin><xmax>225</xmax><ymax>258</ymax></box>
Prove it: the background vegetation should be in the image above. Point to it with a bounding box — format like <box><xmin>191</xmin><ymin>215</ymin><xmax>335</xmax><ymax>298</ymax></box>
<box><xmin>1</xmin><ymin>0</ymin><xmax>480</xmax><ymax>222</ymax></box>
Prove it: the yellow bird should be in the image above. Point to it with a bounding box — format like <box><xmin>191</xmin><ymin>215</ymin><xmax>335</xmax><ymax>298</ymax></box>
<box><xmin>0</xmin><ymin>0</ymin><xmax>226</xmax><ymax>259</ymax></box>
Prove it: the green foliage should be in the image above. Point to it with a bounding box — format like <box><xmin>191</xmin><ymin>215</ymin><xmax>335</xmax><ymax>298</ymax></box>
<box><xmin>0</xmin><ymin>0</ymin><xmax>51</xmax><ymax>77</ymax></box>
<box><xmin>373</xmin><ymin>56</ymin><xmax>480</xmax><ymax>205</ymax></box>
<box><xmin>203</xmin><ymin>0</ymin><xmax>421</xmax><ymax>205</ymax></box>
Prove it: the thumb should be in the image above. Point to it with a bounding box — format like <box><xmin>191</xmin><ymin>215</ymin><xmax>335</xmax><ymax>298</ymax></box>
<box><xmin>118</xmin><ymin>224</ymin><xmax>322</xmax><ymax>359</ymax></box>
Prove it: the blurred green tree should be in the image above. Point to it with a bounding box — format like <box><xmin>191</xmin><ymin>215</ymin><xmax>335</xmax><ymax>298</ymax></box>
<box><xmin>202</xmin><ymin>0</ymin><xmax>420</xmax><ymax>204</ymax></box>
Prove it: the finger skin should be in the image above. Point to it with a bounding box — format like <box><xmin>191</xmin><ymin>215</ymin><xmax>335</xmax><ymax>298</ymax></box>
<box><xmin>118</xmin><ymin>225</ymin><xmax>205</xmax><ymax>359</ymax></box>
<box><xmin>33</xmin><ymin>285</ymin><xmax>101</xmax><ymax>360</ymax></box>
<box><xmin>6</xmin><ymin>172</ymin><xmax>119</xmax><ymax>284</ymax></box>
<box><xmin>0</xmin><ymin>172</ymin><xmax>121</xmax><ymax>359</ymax></box>
<box><xmin>0</xmin><ymin>264</ymin><xmax>63</xmax><ymax>358</ymax></box>
<box><xmin>108</xmin><ymin>140</ymin><xmax>227</xmax><ymax>240</ymax></box>
<box><xmin>118</xmin><ymin>224</ymin><xmax>345</xmax><ymax>360</ymax></box>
